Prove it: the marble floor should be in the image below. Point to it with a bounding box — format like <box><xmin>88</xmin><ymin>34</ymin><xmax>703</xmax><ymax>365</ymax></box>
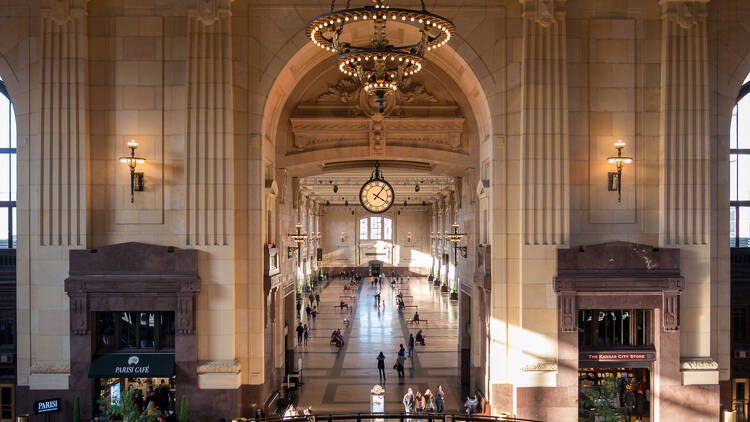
<box><xmin>295</xmin><ymin>275</ymin><xmax>461</xmax><ymax>413</ymax></box>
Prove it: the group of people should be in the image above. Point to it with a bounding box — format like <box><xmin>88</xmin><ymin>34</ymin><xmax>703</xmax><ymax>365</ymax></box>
<box><xmin>296</xmin><ymin>322</ymin><xmax>310</xmax><ymax>347</ymax></box>
<box><xmin>402</xmin><ymin>386</ymin><xmax>447</xmax><ymax>414</ymax></box>
<box><xmin>330</xmin><ymin>329</ymin><xmax>345</xmax><ymax>347</ymax></box>
<box><xmin>618</xmin><ymin>379</ymin><xmax>650</xmax><ymax>421</ymax></box>
<box><xmin>282</xmin><ymin>404</ymin><xmax>313</xmax><ymax>420</ymax></box>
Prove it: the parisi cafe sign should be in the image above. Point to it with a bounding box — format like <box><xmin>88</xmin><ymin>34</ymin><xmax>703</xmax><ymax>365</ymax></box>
<box><xmin>88</xmin><ymin>353</ymin><xmax>175</xmax><ymax>378</ymax></box>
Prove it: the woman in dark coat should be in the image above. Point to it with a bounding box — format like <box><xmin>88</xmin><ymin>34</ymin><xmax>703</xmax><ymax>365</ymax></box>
<box><xmin>377</xmin><ymin>352</ymin><xmax>386</xmax><ymax>382</ymax></box>
<box><xmin>634</xmin><ymin>386</ymin><xmax>648</xmax><ymax>421</ymax></box>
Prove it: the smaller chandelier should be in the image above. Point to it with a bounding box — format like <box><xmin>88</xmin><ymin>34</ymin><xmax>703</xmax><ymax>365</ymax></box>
<box><xmin>306</xmin><ymin>0</ymin><xmax>455</xmax><ymax>112</ymax></box>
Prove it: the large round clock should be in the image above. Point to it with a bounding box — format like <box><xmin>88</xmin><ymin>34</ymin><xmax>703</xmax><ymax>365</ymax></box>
<box><xmin>360</xmin><ymin>165</ymin><xmax>394</xmax><ymax>213</ymax></box>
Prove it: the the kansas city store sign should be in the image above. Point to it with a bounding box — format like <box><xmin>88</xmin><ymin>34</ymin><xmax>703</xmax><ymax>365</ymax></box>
<box><xmin>114</xmin><ymin>355</ymin><xmax>152</xmax><ymax>375</ymax></box>
<box><xmin>581</xmin><ymin>351</ymin><xmax>656</xmax><ymax>362</ymax></box>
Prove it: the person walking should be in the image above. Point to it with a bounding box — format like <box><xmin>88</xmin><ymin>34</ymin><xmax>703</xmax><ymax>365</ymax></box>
<box><xmin>377</xmin><ymin>352</ymin><xmax>386</xmax><ymax>383</ymax></box>
<box><xmin>435</xmin><ymin>385</ymin><xmax>445</xmax><ymax>413</ymax></box>
<box><xmin>296</xmin><ymin>323</ymin><xmax>304</xmax><ymax>346</ymax></box>
<box><xmin>303</xmin><ymin>324</ymin><xmax>309</xmax><ymax>346</ymax></box>
<box><xmin>403</xmin><ymin>388</ymin><xmax>415</xmax><ymax>416</ymax></box>
<box><xmin>311</xmin><ymin>306</ymin><xmax>318</xmax><ymax>322</ymax></box>
<box><xmin>398</xmin><ymin>344</ymin><xmax>406</xmax><ymax>357</ymax></box>
<box><xmin>296</xmin><ymin>300</ymin><xmax>302</xmax><ymax>317</ymax></box>
<box><xmin>623</xmin><ymin>384</ymin><xmax>635</xmax><ymax>421</ymax></box>
<box><xmin>634</xmin><ymin>385</ymin><xmax>648</xmax><ymax>422</ymax></box>
<box><xmin>408</xmin><ymin>334</ymin><xmax>415</xmax><ymax>357</ymax></box>
<box><xmin>306</xmin><ymin>304</ymin><xmax>312</xmax><ymax>319</ymax></box>
<box><xmin>315</xmin><ymin>293</ymin><xmax>320</xmax><ymax>307</ymax></box>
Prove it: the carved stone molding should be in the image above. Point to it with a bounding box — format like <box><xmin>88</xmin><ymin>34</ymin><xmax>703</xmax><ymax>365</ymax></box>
<box><xmin>559</xmin><ymin>292</ymin><xmax>576</xmax><ymax>333</ymax></box>
<box><xmin>520</xmin><ymin>0</ymin><xmax>562</xmax><ymax>27</ymax></box>
<box><xmin>196</xmin><ymin>360</ymin><xmax>241</xmax><ymax>374</ymax></box>
<box><xmin>663</xmin><ymin>291</ymin><xmax>680</xmax><ymax>331</ymax></box>
<box><xmin>661</xmin><ymin>0</ymin><xmax>707</xmax><ymax>29</ymax></box>
<box><xmin>42</xmin><ymin>0</ymin><xmax>89</xmax><ymax>25</ymax></box>
<box><xmin>30</xmin><ymin>362</ymin><xmax>70</xmax><ymax>374</ymax></box>
<box><xmin>521</xmin><ymin>360</ymin><xmax>558</xmax><ymax>372</ymax></box>
<box><xmin>189</xmin><ymin>0</ymin><xmax>232</xmax><ymax>26</ymax></box>
<box><xmin>680</xmin><ymin>358</ymin><xmax>719</xmax><ymax>371</ymax></box>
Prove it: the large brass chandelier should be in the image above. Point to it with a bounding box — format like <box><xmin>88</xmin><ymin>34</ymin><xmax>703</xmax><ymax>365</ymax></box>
<box><xmin>306</xmin><ymin>0</ymin><xmax>455</xmax><ymax>112</ymax></box>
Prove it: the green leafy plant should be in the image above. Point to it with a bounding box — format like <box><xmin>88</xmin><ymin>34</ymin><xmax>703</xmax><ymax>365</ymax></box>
<box><xmin>579</xmin><ymin>376</ymin><xmax>623</xmax><ymax>422</ymax></box>
<box><xmin>179</xmin><ymin>396</ymin><xmax>187</xmax><ymax>422</ymax></box>
<box><xmin>98</xmin><ymin>389</ymin><xmax>163</xmax><ymax>422</ymax></box>
<box><xmin>73</xmin><ymin>396</ymin><xmax>80</xmax><ymax>422</ymax></box>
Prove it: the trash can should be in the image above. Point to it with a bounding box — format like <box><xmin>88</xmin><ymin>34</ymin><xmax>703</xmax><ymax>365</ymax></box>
<box><xmin>16</xmin><ymin>415</ymin><xmax>29</xmax><ymax>422</ymax></box>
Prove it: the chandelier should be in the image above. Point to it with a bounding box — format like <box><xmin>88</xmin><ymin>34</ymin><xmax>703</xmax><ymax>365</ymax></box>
<box><xmin>306</xmin><ymin>0</ymin><xmax>455</xmax><ymax>112</ymax></box>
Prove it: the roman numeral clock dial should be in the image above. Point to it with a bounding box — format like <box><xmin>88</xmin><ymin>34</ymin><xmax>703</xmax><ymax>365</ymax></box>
<box><xmin>359</xmin><ymin>164</ymin><xmax>394</xmax><ymax>214</ymax></box>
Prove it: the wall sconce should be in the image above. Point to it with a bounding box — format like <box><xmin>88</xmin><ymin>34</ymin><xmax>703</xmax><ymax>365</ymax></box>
<box><xmin>607</xmin><ymin>139</ymin><xmax>632</xmax><ymax>203</ymax></box>
<box><xmin>407</xmin><ymin>232</ymin><xmax>412</xmax><ymax>243</ymax></box>
<box><xmin>287</xmin><ymin>222</ymin><xmax>309</xmax><ymax>260</ymax></box>
<box><xmin>340</xmin><ymin>232</ymin><xmax>346</xmax><ymax>243</ymax></box>
<box><xmin>119</xmin><ymin>139</ymin><xmax>146</xmax><ymax>203</ymax></box>
<box><xmin>446</xmin><ymin>223</ymin><xmax>467</xmax><ymax>259</ymax></box>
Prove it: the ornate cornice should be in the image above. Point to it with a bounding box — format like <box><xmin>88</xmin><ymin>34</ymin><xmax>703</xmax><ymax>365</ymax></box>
<box><xmin>31</xmin><ymin>361</ymin><xmax>70</xmax><ymax>374</ymax></box>
<box><xmin>521</xmin><ymin>359</ymin><xmax>558</xmax><ymax>372</ymax></box>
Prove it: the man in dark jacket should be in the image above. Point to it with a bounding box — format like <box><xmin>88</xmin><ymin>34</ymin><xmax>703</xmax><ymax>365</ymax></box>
<box><xmin>296</xmin><ymin>323</ymin><xmax>304</xmax><ymax>345</ymax></box>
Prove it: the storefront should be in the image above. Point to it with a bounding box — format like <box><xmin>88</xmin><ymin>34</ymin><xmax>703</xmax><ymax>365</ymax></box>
<box><xmin>60</xmin><ymin>243</ymin><xmax>200</xmax><ymax>421</ymax></box>
<box><xmin>554</xmin><ymin>242</ymin><xmax>683</xmax><ymax>422</ymax></box>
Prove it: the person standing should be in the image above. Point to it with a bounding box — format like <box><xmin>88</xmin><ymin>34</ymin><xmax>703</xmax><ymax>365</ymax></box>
<box><xmin>296</xmin><ymin>301</ymin><xmax>302</xmax><ymax>317</ymax></box>
<box><xmin>424</xmin><ymin>389</ymin><xmax>435</xmax><ymax>413</ymax></box>
<box><xmin>377</xmin><ymin>352</ymin><xmax>386</xmax><ymax>383</ymax></box>
<box><xmin>396</xmin><ymin>354</ymin><xmax>406</xmax><ymax>378</ymax></box>
<box><xmin>415</xmin><ymin>392</ymin><xmax>425</xmax><ymax>414</ymax></box>
<box><xmin>403</xmin><ymin>388</ymin><xmax>415</xmax><ymax>416</ymax></box>
<box><xmin>296</xmin><ymin>323</ymin><xmax>304</xmax><ymax>346</ymax></box>
<box><xmin>306</xmin><ymin>304</ymin><xmax>312</xmax><ymax>319</ymax></box>
<box><xmin>408</xmin><ymin>334</ymin><xmax>415</xmax><ymax>357</ymax></box>
<box><xmin>311</xmin><ymin>306</ymin><xmax>318</xmax><ymax>322</ymax></box>
<box><xmin>398</xmin><ymin>344</ymin><xmax>406</xmax><ymax>357</ymax></box>
<box><xmin>634</xmin><ymin>385</ymin><xmax>648</xmax><ymax>422</ymax></box>
<box><xmin>303</xmin><ymin>324</ymin><xmax>309</xmax><ymax>346</ymax></box>
<box><xmin>623</xmin><ymin>384</ymin><xmax>635</xmax><ymax>421</ymax></box>
<box><xmin>435</xmin><ymin>385</ymin><xmax>445</xmax><ymax>413</ymax></box>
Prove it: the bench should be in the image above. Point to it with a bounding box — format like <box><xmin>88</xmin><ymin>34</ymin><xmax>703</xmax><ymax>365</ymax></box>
<box><xmin>406</xmin><ymin>319</ymin><xmax>428</xmax><ymax>324</ymax></box>
<box><xmin>398</xmin><ymin>305</ymin><xmax>418</xmax><ymax>312</ymax></box>
<box><xmin>333</xmin><ymin>305</ymin><xmax>351</xmax><ymax>311</ymax></box>
<box><xmin>339</xmin><ymin>295</ymin><xmax>356</xmax><ymax>301</ymax></box>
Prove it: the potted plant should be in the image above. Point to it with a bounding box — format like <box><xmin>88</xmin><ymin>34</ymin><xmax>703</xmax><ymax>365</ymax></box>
<box><xmin>428</xmin><ymin>273</ymin><xmax>434</xmax><ymax>282</ymax></box>
<box><xmin>98</xmin><ymin>388</ymin><xmax>163</xmax><ymax>422</ymax></box>
<box><xmin>449</xmin><ymin>287</ymin><xmax>458</xmax><ymax>300</ymax></box>
<box><xmin>579</xmin><ymin>376</ymin><xmax>623</xmax><ymax>422</ymax></box>
<box><xmin>440</xmin><ymin>279</ymin><xmax>449</xmax><ymax>292</ymax></box>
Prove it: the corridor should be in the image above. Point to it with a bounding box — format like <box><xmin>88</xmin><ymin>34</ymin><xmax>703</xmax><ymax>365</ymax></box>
<box><xmin>295</xmin><ymin>275</ymin><xmax>461</xmax><ymax>413</ymax></box>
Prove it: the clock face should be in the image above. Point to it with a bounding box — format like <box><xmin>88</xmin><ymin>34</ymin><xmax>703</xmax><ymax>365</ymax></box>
<box><xmin>359</xmin><ymin>179</ymin><xmax>394</xmax><ymax>214</ymax></box>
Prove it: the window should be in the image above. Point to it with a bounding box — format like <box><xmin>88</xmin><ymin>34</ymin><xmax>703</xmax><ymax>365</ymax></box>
<box><xmin>95</xmin><ymin>311</ymin><xmax>175</xmax><ymax>353</ymax></box>
<box><xmin>578</xmin><ymin>309</ymin><xmax>653</xmax><ymax>349</ymax></box>
<box><xmin>359</xmin><ymin>216</ymin><xmax>393</xmax><ymax>240</ymax></box>
<box><xmin>359</xmin><ymin>218</ymin><xmax>368</xmax><ymax>240</ymax></box>
<box><xmin>0</xmin><ymin>77</ymin><xmax>16</xmax><ymax>249</ymax></box>
<box><xmin>383</xmin><ymin>217</ymin><xmax>392</xmax><ymax>240</ymax></box>
<box><xmin>0</xmin><ymin>311</ymin><xmax>13</xmax><ymax>348</ymax></box>
<box><xmin>370</xmin><ymin>217</ymin><xmax>382</xmax><ymax>240</ymax></box>
<box><xmin>730</xmin><ymin>72</ymin><xmax>750</xmax><ymax>247</ymax></box>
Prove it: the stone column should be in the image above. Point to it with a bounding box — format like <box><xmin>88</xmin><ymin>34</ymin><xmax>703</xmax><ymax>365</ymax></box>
<box><xmin>23</xmin><ymin>0</ymin><xmax>91</xmax><ymax>394</ymax></box>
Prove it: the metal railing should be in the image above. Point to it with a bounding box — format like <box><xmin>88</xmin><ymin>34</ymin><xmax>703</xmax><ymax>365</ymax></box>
<box><xmin>238</xmin><ymin>412</ymin><xmax>542</xmax><ymax>422</ymax></box>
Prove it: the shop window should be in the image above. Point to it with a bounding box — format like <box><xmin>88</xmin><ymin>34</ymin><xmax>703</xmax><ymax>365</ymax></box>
<box><xmin>96</xmin><ymin>312</ymin><xmax>175</xmax><ymax>353</ymax></box>
<box><xmin>0</xmin><ymin>77</ymin><xmax>16</xmax><ymax>249</ymax></box>
<box><xmin>0</xmin><ymin>311</ymin><xmax>14</xmax><ymax>348</ymax></box>
<box><xmin>730</xmin><ymin>72</ymin><xmax>750</xmax><ymax>247</ymax></box>
<box><xmin>578</xmin><ymin>309</ymin><xmax>653</xmax><ymax>349</ymax></box>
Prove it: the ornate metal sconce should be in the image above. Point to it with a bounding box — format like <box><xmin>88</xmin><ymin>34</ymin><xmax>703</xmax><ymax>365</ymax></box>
<box><xmin>119</xmin><ymin>139</ymin><xmax>146</xmax><ymax>203</ymax></box>
<box><xmin>607</xmin><ymin>139</ymin><xmax>633</xmax><ymax>203</ymax></box>
<box><xmin>446</xmin><ymin>223</ymin><xmax>467</xmax><ymax>259</ymax></box>
<box><xmin>287</xmin><ymin>223</ymin><xmax>309</xmax><ymax>260</ymax></box>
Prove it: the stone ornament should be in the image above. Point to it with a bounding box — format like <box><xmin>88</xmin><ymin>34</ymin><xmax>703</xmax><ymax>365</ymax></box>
<box><xmin>196</xmin><ymin>360</ymin><xmax>241</xmax><ymax>374</ymax></box>
<box><xmin>679</xmin><ymin>358</ymin><xmax>719</xmax><ymax>371</ymax></box>
<box><xmin>521</xmin><ymin>360</ymin><xmax>558</xmax><ymax>372</ymax></box>
<box><xmin>190</xmin><ymin>0</ymin><xmax>232</xmax><ymax>26</ymax></box>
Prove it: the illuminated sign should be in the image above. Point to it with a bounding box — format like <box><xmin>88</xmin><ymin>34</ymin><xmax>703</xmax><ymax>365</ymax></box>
<box><xmin>580</xmin><ymin>351</ymin><xmax>655</xmax><ymax>362</ymax></box>
<box><xmin>35</xmin><ymin>398</ymin><xmax>61</xmax><ymax>414</ymax></box>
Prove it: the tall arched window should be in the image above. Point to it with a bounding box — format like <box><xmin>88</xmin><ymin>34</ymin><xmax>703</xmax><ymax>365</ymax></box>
<box><xmin>731</xmin><ymin>72</ymin><xmax>750</xmax><ymax>248</ymax></box>
<box><xmin>359</xmin><ymin>216</ymin><xmax>392</xmax><ymax>240</ymax></box>
<box><xmin>0</xmin><ymin>76</ymin><xmax>16</xmax><ymax>249</ymax></box>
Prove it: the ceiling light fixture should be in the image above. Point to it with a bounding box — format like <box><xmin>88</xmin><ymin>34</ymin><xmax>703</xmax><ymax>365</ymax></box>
<box><xmin>306</xmin><ymin>0</ymin><xmax>455</xmax><ymax>113</ymax></box>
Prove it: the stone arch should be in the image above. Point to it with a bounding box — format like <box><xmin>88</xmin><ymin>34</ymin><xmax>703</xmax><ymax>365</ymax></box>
<box><xmin>260</xmin><ymin>42</ymin><xmax>494</xmax><ymax>167</ymax></box>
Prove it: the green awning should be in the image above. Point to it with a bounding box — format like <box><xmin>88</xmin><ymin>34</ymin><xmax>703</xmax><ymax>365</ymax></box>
<box><xmin>88</xmin><ymin>353</ymin><xmax>175</xmax><ymax>378</ymax></box>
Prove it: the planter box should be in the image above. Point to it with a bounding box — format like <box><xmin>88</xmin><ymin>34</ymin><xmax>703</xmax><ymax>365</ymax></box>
<box><xmin>440</xmin><ymin>285</ymin><xmax>449</xmax><ymax>292</ymax></box>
